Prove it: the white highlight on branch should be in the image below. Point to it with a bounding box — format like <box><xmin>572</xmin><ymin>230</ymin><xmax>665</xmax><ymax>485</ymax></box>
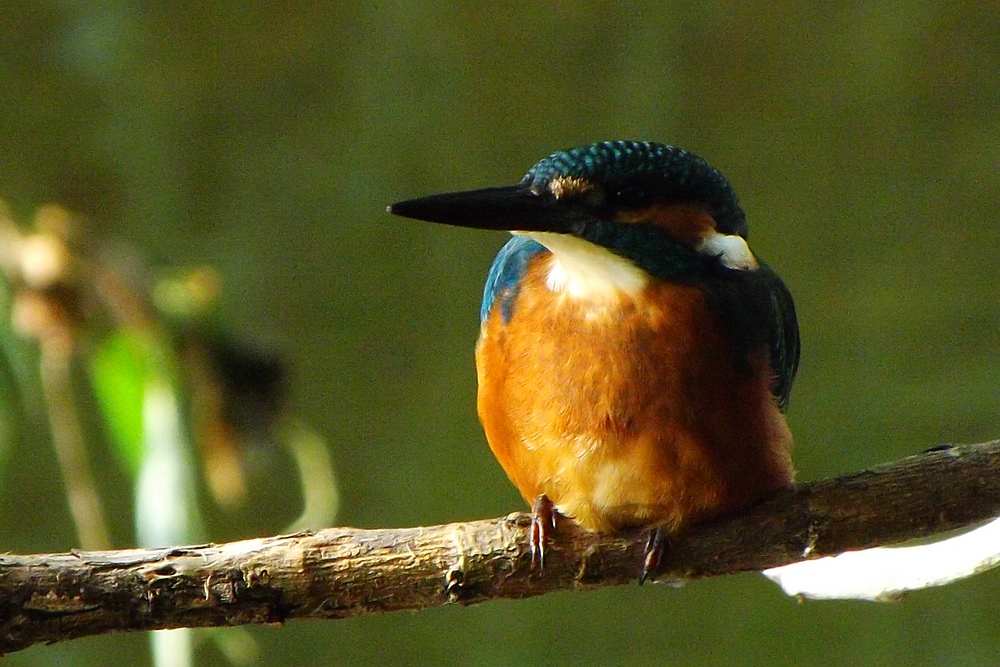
<box><xmin>763</xmin><ymin>517</ymin><xmax>1000</xmax><ymax>601</ymax></box>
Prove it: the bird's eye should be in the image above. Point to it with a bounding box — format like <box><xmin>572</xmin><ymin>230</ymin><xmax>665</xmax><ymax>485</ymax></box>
<box><xmin>614</xmin><ymin>185</ymin><xmax>647</xmax><ymax>208</ymax></box>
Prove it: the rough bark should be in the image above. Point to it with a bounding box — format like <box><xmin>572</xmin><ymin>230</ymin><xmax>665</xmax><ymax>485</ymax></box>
<box><xmin>2</xmin><ymin>441</ymin><xmax>999</xmax><ymax>654</ymax></box>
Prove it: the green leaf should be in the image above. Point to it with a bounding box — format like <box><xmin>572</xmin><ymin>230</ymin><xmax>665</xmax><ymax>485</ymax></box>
<box><xmin>0</xmin><ymin>278</ymin><xmax>28</xmax><ymax>467</ymax></box>
<box><xmin>89</xmin><ymin>331</ymin><xmax>158</xmax><ymax>476</ymax></box>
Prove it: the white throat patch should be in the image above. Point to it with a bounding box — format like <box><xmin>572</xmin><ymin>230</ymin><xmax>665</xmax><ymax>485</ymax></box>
<box><xmin>522</xmin><ymin>232</ymin><xmax>647</xmax><ymax>300</ymax></box>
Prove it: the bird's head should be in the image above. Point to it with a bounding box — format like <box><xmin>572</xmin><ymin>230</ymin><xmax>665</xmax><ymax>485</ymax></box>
<box><xmin>390</xmin><ymin>141</ymin><xmax>759</xmax><ymax>287</ymax></box>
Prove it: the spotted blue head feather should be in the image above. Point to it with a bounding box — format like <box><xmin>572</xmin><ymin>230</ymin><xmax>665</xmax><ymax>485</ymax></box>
<box><xmin>523</xmin><ymin>141</ymin><xmax>747</xmax><ymax>238</ymax></box>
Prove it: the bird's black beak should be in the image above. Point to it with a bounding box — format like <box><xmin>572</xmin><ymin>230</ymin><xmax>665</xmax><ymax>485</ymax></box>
<box><xmin>388</xmin><ymin>184</ymin><xmax>589</xmax><ymax>234</ymax></box>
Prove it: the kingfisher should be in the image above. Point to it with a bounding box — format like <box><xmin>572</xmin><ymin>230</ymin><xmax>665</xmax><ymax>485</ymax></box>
<box><xmin>389</xmin><ymin>141</ymin><xmax>799</xmax><ymax>581</ymax></box>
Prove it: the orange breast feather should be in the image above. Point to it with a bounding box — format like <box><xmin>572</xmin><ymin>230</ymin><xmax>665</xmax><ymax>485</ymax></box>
<box><xmin>476</xmin><ymin>253</ymin><xmax>793</xmax><ymax>534</ymax></box>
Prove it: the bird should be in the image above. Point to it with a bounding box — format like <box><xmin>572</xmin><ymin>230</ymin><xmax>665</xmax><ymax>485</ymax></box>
<box><xmin>389</xmin><ymin>140</ymin><xmax>799</xmax><ymax>581</ymax></box>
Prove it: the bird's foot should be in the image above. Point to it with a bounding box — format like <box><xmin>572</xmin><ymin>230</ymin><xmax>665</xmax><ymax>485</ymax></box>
<box><xmin>530</xmin><ymin>495</ymin><xmax>559</xmax><ymax>569</ymax></box>
<box><xmin>640</xmin><ymin>526</ymin><xmax>670</xmax><ymax>585</ymax></box>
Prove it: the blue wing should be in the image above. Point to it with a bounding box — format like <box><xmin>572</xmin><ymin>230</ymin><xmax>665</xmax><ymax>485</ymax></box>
<box><xmin>706</xmin><ymin>261</ymin><xmax>800</xmax><ymax>412</ymax></box>
<box><xmin>480</xmin><ymin>236</ymin><xmax>547</xmax><ymax>324</ymax></box>
<box><xmin>760</xmin><ymin>264</ymin><xmax>799</xmax><ymax>411</ymax></box>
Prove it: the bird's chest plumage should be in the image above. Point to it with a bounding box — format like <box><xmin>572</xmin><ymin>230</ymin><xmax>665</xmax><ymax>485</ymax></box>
<box><xmin>476</xmin><ymin>254</ymin><xmax>793</xmax><ymax>534</ymax></box>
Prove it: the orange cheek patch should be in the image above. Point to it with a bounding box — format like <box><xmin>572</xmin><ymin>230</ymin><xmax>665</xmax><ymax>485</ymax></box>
<box><xmin>616</xmin><ymin>203</ymin><xmax>717</xmax><ymax>247</ymax></box>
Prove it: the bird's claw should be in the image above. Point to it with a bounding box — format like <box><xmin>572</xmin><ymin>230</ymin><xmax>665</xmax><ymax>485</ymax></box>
<box><xmin>530</xmin><ymin>495</ymin><xmax>558</xmax><ymax>569</ymax></box>
<box><xmin>640</xmin><ymin>527</ymin><xmax>669</xmax><ymax>585</ymax></box>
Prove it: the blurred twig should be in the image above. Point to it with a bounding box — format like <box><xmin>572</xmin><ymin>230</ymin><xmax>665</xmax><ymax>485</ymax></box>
<box><xmin>0</xmin><ymin>203</ymin><xmax>338</xmax><ymax>556</ymax></box>
<box><xmin>0</xmin><ymin>440</ymin><xmax>998</xmax><ymax>654</ymax></box>
<box><xmin>38</xmin><ymin>334</ymin><xmax>112</xmax><ymax>550</ymax></box>
<box><xmin>1</xmin><ymin>205</ymin><xmax>112</xmax><ymax>549</ymax></box>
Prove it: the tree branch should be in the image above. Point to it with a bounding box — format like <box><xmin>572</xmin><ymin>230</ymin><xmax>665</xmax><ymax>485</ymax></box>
<box><xmin>2</xmin><ymin>441</ymin><xmax>999</xmax><ymax>654</ymax></box>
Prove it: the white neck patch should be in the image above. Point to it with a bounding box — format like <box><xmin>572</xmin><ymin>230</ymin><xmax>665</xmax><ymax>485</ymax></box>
<box><xmin>522</xmin><ymin>231</ymin><xmax>647</xmax><ymax>300</ymax></box>
<box><xmin>697</xmin><ymin>231</ymin><xmax>759</xmax><ymax>270</ymax></box>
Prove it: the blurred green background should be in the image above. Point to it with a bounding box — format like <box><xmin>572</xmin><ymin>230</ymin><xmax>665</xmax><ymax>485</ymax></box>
<box><xmin>3</xmin><ymin>2</ymin><xmax>1000</xmax><ymax>666</ymax></box>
